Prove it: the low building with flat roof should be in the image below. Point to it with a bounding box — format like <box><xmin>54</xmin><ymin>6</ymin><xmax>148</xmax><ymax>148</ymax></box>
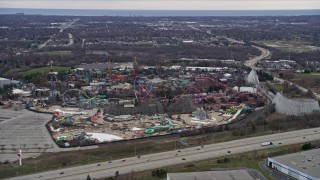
<box><xmin>0</xmin><ymin>77</ymin><xmax>19</xmax><ymax>88</ymax></box>
<box><xmin>167</xmin><ymin>170</ymin><xmax>257</xmax><ymax>180</ymax></box>
<box><xmin>268</xmin><ymin>149</ymin><xmax>320</xmax><ymax>180</ymax></box>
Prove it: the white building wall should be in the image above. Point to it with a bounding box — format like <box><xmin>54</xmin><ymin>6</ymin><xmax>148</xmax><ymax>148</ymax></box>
<box><xmin>0</xmin><ymin>78</ymin><xmax>11</xmax><ymax>88</ymax></box>
<box><xmin>268</xmin><ymin>157</ymin><xmax>317</xmax><ymax>180</ymax></box>
<box><xmin>272</xmin><ymin>93</ymin><xmax>320</xmax><ymax>115</ymax></box>
<box><xmin>167</xmin><ymin>174</ymin><xmax>171</xmax><ymax>180</ymax></box>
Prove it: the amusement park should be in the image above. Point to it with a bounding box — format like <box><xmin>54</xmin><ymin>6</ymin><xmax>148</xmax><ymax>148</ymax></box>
<box><xmin>7</xmin><ymin>58</ymin><xmax>267</xmax><ymax>148</ymax></box>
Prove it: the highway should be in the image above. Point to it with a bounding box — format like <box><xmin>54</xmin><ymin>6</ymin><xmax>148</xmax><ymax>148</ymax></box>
<box><xmin>38</xmin><ymin>19</ymin><xmax>78</xmax><ymax>49</ymax></box>
<box><xmin>244</xmin><ymin>45</ymin><xmax>270</xmax><ymax>69</ymax></box>
<box><xmin>244</xmin><ymin>45</ymin><xmax>320</xmax><ymax>100</ymax></box>
<box><xmin>9</xmin><ymin>127</ymin><xmax>320</xmax><ymax>180</ymax></box>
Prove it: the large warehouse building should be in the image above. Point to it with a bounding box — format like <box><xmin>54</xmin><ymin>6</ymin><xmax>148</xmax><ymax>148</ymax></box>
<box><xmin>167</xmin><ymin>170</ymin><xmax>260</xmax><ymax>180</ymax></box>
<box><xmin>268</xmin><ymin>149</ymin><xmax>320</xmax><ymax>180</ymax></box>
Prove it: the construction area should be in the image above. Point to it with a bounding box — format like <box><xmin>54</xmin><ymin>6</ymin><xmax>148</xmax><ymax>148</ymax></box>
<box><xmin>8</xmin><ymin>61</ymin><xmax>269</xmax><ymax>148</ymax></box>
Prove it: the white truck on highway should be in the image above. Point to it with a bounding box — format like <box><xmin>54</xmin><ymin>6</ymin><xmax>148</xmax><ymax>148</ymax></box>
<box><xmin>261</xmin><ymin>142</ymin><xmax>273</xmax><ymax>146</ymax></box>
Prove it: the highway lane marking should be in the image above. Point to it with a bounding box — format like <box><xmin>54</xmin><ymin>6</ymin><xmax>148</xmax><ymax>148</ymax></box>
<box><xmin>16</xmin><ymin>129</ymin><xmax>320</xmax><ymax>180</ymax></box>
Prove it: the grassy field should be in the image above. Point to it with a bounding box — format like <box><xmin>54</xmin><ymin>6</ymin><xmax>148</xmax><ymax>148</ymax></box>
<box><xmin>272</xmin><ymin>83</ymin><xmax>284</xmax><ymax>93</ymax></box>
<box><xmin>37</xmin><ymin>51</ymin><xmax>73</xmax><ymax>56</ymax></box>
<box><xmin>290</xmin><ymin>74</ymin><xmax>320</xmax><ymax>94</ymax></box>
<box><xmin>254</xmin><ymin>40</ymin><xmax>320</xmax><ymax>52</ymax></box>
<box><xmin>21</xmin><ymin>66</ymin><xmax>73</xmax><ymax>77</ymax></box>
<box><xmin>296</xmin><ymin>73</ymin><xmax>320</xmax><ymax>78</ymax></box>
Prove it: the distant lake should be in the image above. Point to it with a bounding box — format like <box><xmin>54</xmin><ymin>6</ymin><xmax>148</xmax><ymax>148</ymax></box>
<box><xmin>1</xmin><ymin>8</ymin><xmax>320</xmax><ymax>16</ymax></box>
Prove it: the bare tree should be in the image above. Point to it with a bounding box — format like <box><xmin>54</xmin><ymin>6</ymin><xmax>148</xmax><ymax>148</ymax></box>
<box><xmin>0</xmin><ymin>145</ymin><xmax>5</xmax><ymax>153</ymax></box>
<box><xmin>44</xmin><ymin>144</ymin><xmax>49</xmax><ymax>150</ymax></box>
<box><xmin>11</xmin><ymin>144</ymin><xmax>16</xmax><ymax>151</ymax></box>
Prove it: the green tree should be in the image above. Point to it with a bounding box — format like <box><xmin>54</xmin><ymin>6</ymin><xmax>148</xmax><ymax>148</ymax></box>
<box><xmin>302</xmin><ymin>143</ymin><xmax>313</xmax><ymax>151</ymax></box>
<box><xmin>1</xmin><ymin>84</ymin><xmax>13</xmax><ymax>99</ymax></box>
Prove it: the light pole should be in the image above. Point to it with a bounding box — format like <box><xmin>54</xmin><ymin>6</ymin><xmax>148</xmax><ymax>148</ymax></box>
<box><xmin>212</xmin><ymin>133</ymin><xmax>214</xmax><ymax>143</ymax></box>
<box><xmin>34</xmin><ymin>161</ymin><xmax>37</xmax><ymax>173</ymax></box>
<box><xmin>17</xmin><ymin>149</ymin><xmax>22</xmax><ymax>166</ymax></box>
<box><xmin>32</xmin><ymin>155</ymin><xmax>38</xmax><ymax>173</ymax></box>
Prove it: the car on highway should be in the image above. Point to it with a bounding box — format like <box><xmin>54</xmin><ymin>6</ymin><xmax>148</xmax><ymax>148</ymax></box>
<box><xmin>182</xmin><ymin>158</ymin><xmax>186</xmax><ymax>160</ymax></box>
<box><xmin>146</xmin><ymin>158</ymin><xmax>150</xmax><ymax>161</ymax></box>
<box><xmin>177</xmin><ymin>150</ymin><xmax>181</xmax><ymax>152</ymax></box>
<box><xmin>59</xmin><ymin>172</ymin><xmax>64</xmax><ymax>175</ymax></box>
<box><xmin>261</xmin><ymin>142</ymin><xmax>273</xmax><ymax>146</ymax></box>
<box><xmin>121</xmin><ymin>159</ymin><xmax>126</xmax><ymax>162</ymax></box>
<box><xmin>227</xmin><ymin>151</ymin><xmax>231</xmax><ymax>153</ymax></box>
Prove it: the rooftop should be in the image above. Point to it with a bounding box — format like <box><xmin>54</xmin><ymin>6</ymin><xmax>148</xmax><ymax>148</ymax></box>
<box><xmin>0</xmin><ymin>77</ymin><xmax>10</xmax><ymax>81</ymax></box>
<box><xmin>271</xmin><ymin>148</ymin><xmax>320</xmax><ymax>179</ymax></box>
<box><xmin>167</xmin><ymin>170</ymin><xmax>256</xmax><ymax>180</ymax></box>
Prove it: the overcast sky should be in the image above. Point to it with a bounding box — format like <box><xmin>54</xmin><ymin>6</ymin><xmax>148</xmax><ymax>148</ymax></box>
<box><xmin>1</xmin><ymin>0</ymin><xmax>320</xmax><ymax>10</ymax></box>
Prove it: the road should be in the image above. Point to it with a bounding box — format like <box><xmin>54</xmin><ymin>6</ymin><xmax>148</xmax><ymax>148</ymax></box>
<box><xmin>38</xmin><ymin>19</ymin><xmax>78</xmax><ymax>49</ymax></box>
<box><xmin>244</xmin><ymin>45</ymin><xmax>270</xmax><ymax>69</ymax></box>
<box><xmin>9</xmin><ymin>127</ymin><xmax>320</xmax><ymax>180</ymax></box>
<box><xmin>244</xmin><ymin>45</ymin><xmax>320</xmax><ymax>100</ymax></box>
<box><xmin>66</xmin><ymin>33</ymin><xmax>74</xmax><ymax>46</ymax></box>
<box><xmin>243</xmin><ymin>45</ymin><xmax>320</xmax><ymax>101</ymax></box>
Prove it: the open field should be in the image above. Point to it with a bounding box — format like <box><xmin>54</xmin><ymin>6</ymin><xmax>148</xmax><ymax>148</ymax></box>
<box><xmin>254</xmin><ymin>40</ymin><xmax>320</xmax><ymax>52</ymax></box>
<box><xmin>271</xmin><ymin>83</ymin><xmax>284</xmax><ymax>93</ymax></box>
<box><xmin>21</xmin><ymin>66</ymin><xmax>72</xmax><ymax>77</ymax></box>
<box><xmin>296</xmin><ymin>73</ymin><xmax>320</xmax><ymax>78</ymax></box>
<box><xmin>290</xmin><ymin>76</ymin><xmax>320</xmax><ymax>94</ymax></box>
<box><xmin>36</xmin><ymin>51</ymin><xmax>73</xmax><ymax>56</ymax></box>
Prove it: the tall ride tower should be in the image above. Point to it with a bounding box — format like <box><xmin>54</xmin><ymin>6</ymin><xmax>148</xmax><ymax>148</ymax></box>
<box><xmin>49</xmin><ymin>61</ymin><xmax>58</xmax><ymax>99</ymax></box>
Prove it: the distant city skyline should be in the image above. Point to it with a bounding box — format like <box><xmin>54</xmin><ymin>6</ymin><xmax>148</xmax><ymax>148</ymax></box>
<box><xmin>1</xmin><ymin>0</ymin><xmax>320</xmax><ymax>10</ymax></box>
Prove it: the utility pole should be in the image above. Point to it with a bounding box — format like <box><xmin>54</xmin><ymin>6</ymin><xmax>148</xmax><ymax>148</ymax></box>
<box><xmin>212</xmin><ymin>133</ymin><xmax>214</xmax><ymax>143</ymax></box>
<box><xmin>246</xmin><ymin>126</ymin><xmax>248</xmax><ymax>137</ymax></box>
<box><xmin>34</xmin><ymin>161</ymin><xmax>37</xmax><ymax>173</ymax></box>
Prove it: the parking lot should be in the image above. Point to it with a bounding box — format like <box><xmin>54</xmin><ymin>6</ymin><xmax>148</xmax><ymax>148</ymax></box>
<box><xmin>0</xmin><ymin>109</ymin><xmax>58</xmax><ymax>162</ymax></box>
